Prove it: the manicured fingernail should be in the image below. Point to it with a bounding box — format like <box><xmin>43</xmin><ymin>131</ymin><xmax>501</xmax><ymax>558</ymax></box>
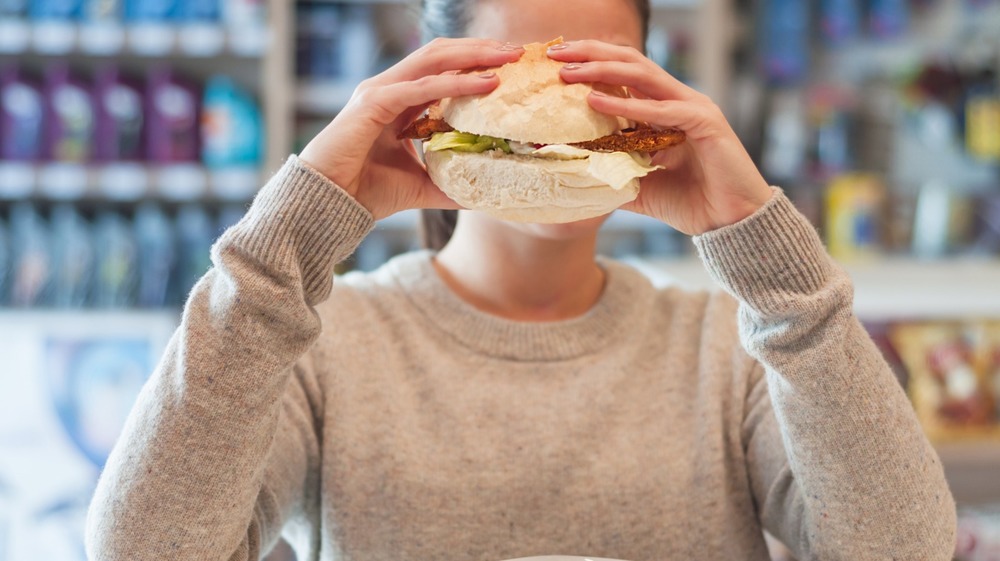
<box><xmin>548</xmin><ymin>43</ymin><xmax>570</xmax><ymax>52</ymax></box>
<box><xmin>477</xmin><ymin>71</ymin><xmax>496</xmax><ymax>79</ymax></box>
<box><xmin>564</xmin><ymin>63</ymin><xmax>583</xmax><ymax>71</ymax></box>
<box><xmin>591</xmin><ymin>90</ymin><xmax>607</xmax><ymax>97</ymax></box>
<box><xmin>498</xmin><ymin>42</ymin><xmax>520</xmax><ymax>51</ymax></box>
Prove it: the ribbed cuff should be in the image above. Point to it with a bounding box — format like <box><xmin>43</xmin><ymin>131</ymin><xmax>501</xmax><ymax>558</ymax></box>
<box><xmin>692</xmin><ymin>188</ymin><xmax>834</xmax><ymax>316</ymax></box>
<box><xmin>223</xmin><ymin>155</ymin><xmax>375</xmax><ymax>305</ymax></box>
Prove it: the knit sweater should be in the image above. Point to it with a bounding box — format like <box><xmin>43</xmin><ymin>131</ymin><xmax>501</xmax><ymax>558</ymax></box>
<box><xmin>86</xmin><ymin>156</ymin><xmax>956</xmax><ymax>561</ymax></box>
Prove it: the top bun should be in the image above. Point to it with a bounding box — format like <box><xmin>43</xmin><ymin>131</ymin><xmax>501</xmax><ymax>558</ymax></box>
<box><xmin>439</xmin><ymin>39</ymin><xmax>630</xmax><ymax>145</ymax></box>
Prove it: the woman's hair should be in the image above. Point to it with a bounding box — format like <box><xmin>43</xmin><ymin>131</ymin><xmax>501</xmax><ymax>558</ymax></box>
<box><xmin>417</xmin><ymin>0</ymin><xmax>652</xmax><ymax>250</ymax></box>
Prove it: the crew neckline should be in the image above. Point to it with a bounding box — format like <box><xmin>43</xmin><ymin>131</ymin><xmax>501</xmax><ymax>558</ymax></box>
<box><xmin>387</xmin><ymin>251</ymin><xmax>654</xmax><ymax>362</ymax></box>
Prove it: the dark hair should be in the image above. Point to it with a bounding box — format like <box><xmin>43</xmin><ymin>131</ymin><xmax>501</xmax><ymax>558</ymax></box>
<box><xmin>418</xmin><ymin>0</ymin><xmax>652</xmax><ymax>250</ymax></box>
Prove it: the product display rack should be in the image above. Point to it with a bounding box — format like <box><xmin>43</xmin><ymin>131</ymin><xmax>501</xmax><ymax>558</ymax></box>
<box><xmin>1</xmin><ymin>3</ymin><xmax>998</xmax><ymax>560</ymax></box>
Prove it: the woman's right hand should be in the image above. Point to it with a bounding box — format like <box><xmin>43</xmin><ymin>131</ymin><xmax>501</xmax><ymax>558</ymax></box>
<box><xmin>299</xmin><ymin>38</ymin><xmax>523</xmax><ymax>220</ymax></box>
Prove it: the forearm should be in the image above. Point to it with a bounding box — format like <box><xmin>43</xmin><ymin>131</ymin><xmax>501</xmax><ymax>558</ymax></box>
<box><xmin>695</xmin><ymin>189</ymin><xmax>956</xmax><ymax>560</ymax></box>
<box><xmin>85</xmin><ymin>157</ymin><xmax>373</xmax><ymax>560</ymax></box>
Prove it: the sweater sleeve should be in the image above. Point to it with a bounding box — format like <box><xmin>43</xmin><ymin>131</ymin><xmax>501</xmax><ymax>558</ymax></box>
<box><xmin>693</xmin><ymin>189</ymin><xmax>957</xmax><ymax>560</ymax></box>
<box><xmin>85</xmin><ymin>156</ymin><xmax>375</xmax><ymax>560</ymax></box>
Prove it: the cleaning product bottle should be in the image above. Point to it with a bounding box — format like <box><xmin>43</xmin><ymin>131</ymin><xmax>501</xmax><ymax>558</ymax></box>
<box><xmin>125</xmin><ymin>0</ymin><xmax>176</xmax><ymax>55</ymax></box>
<box><xmin>125</xmin><ymin>0</ymin><xmax>174</xmax><ymax>22</ymax></box>
<box><xmin>0</xmin><ymin>0</ymin><xmax>26</xmax><ymax>16</ymax></box>
<box><xmin>29</xmin><ymin>0</ymin><xmax>82</xmax><ymax>18</ymax></box>
<box><xmin>0</xmin><ymin>0</ymin><xmax>29</xmax><ymax>53</ymax></box>
<box><xmin>29</xmin><ymin>0</ymin><xmax>82</xmax><ymax>54</ymax></box>
<box><xmin>133</xmin><ymin>202</ymin><xmax>175</xmax><ymax>308</ymax></box>
<box><xmin>42</xmin><ymin>63</ymin><xmax>95</xmax><ymax>163</ymax></box>
<box><xmin>176</xmin><ymin>0</ymin><xmax>222</xmax><ymax>56</ymax></box>
<box><xmin>93</xmin><ymin>64</ymin><xmax>144</xmax><ymax>162</ymax></box>
<box><xmin>201</xmin><ymin>75</ymin><xmax>262</xmax><ymax>167</ymax></box>
<box><xmin>223</xmin><ymin>0</ymin><xmax>265</xmax><ymax>55</ymax></box>
<box><xmin>49</xmin><ymin>203</ymin><xmax>94</xmax><ymax>308</ymax></box>
<box><xmin>0</xmin><ymin>66</ymin><xmax>42</xmax><ymax>199</ymax></box>
<box><xmin>1</xmin><ymin>65</ymin><xmax>43</xmax><ymax>161</ymax></box>
<box><xmin>81</xmin><ymin>0</ymin><xmax>125</xmax><ymax>54</ymax></box>
<box><xmin>0</xmin><ymin>216</ymin><xmax>9</xmax><ymax>306</ymax></box>
<box><xmin>170</xmin><ymin>204</ymin><xmax>212</xmax><ymax>304</ymax></box>
<box><xmin>758</xmin><ymin>0</ymin><xmax>810</xmax><ymax>85</ymax></box>
<box><xmin>146</xmin><ymin>66</ymin><xmax>200</xmax><ymax>163</ymax></box>
<box><xmin>821</xmin><ymin>0</ymin><xmax>860</xmax><ymax>45</ymax></box>
<box><xmin>93</xmin><ymin>209</ymin><xmax>136</xmax><ymax>308</ymax></box>
<box><xmin>9</xmin><ymin>202</ymin><xmax>51</xmax><ymax>307</ymax></box>
<box><xmin>869</xmin><ymin>0</ymin><xmax>909</xmax><ymax>39</ymax></box>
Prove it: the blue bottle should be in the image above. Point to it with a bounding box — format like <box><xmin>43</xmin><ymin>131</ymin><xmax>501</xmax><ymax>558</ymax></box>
<box><xmin>0</xmin><ymin>0</ymin><xmax>27</xmax><ymax>16</ymax></box>
<box><xmin>125</xmin><ymin>0</ymin><xmax>174</xmax><ymax>22</ymax></box>
<box><xmin>869</xmin><ymin>0</ymin><xmax>909</xmax><ymax>39</ymax></box>
<box><xmin>29</xmin><ymin>0</ymin><xmax>81</xmax><ymax>20</ymax></box>
<box><xmin>758</xmin><ymin>0</ymin><xmax>810</xmax><ymax>85</ymax></box>
<box><xmin>171</xmin><ymin>204</ymin><xmax>213</xmax><ymax>305</ymax></box>
<box><xmin>93</xmin><ymin>210</ymin><xmax>137</xmax><ymax>308</ymax></box>
<box><xmin>49</xmin><ymin>203</ymin><xmax>94</xmax><ymax>308</ymax></box>
<box><xmin>133</xmin><ymin>203</ymin><xmax>175</xmax><ymax>308</ymax></box>
<box><xmin>9</xmin><ymin>203</ymin><xmax>51</xmax><ymax>307</ymax></box>
<box><xmin>0</xmin><ymin>217</ymin><xmax>9</xmax><ymax>306</ymax></box>
<box><xmin>176</xmin><ymin>0</ymin><xmax>218</xmax><ymax>22</ymax></box>
<box><xmin>201</xmin><ymin>76</ymin><xmax>263</xmax><ymax>168</ymax></box>
<box><xmin>821</xmin><ymin>0</ymin><xmax>860</xmax><ymax>45</ymax></box>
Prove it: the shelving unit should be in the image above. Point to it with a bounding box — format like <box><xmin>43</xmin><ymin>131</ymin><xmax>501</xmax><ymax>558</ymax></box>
<box><xmin>628</xmin><ymin>256</ymin><xmax>1000</xmax><ymax>320</ymax></box>
<box><xmin>292</xmin><ymin>0</ymin><xmax>734</xmax><ymax>118</ymax></box>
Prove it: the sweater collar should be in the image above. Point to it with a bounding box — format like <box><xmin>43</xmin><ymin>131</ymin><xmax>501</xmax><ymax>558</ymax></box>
<box><xmin>388</xmin><ymin>251</ymin><xmax>653</xmax><ymax>362</ymax></box>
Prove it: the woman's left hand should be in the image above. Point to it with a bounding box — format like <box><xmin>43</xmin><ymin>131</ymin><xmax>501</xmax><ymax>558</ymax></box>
<box><xmin>548</xmin><ymin>40</ymin><xmax>773</xmax><ymax>236</ymax></box>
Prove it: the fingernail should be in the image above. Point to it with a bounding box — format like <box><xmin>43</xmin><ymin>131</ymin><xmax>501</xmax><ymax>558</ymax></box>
<box><xmin>498</xmin><ymin>42</ymin><xmax>520</xmax><ymax>51</ymax></box>
<box><xmin>564</xmin><ymin>63</ymin><xmax>583</xmax><ymax>71</ymax></box>
<box><xmin>547</xmin><ymin>43</ymin><xmax>570</xmax><ymax>52</ymax></box>
<box><xmin>477</xmin><ymin>71</ymin><xmax>496</xmax><ymax>79</ymax></box>
<box><xmin>591</xmin><ymin>90</ymin><xmax>607</xmax><ymax>97</ymax></box>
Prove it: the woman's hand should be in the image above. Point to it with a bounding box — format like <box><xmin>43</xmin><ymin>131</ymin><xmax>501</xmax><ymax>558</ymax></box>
<box><xmin>299</xmin><ymin>39</ymin><xmax>523</xmax><ymax>220</ymax></box>
<box><xmin>548</xmin><ymin>40</ymin><xmax>772</xmax><ymax>235</ymax></box>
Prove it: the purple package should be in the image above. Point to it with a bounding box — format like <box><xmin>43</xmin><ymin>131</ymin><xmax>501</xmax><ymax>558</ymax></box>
<box><xmin>145</xmin><ymin>66</ymin><xmax>200</xmax><ymax>163</ymax></box>
<box><xmin>93</xmin><ymin>65</ymin><xmax>145</xmax><ymax>162</ymax></box>
<box><xmin>0</xmin><ymin>65</ymin><xmax>44</xmax><ymax>161</ymax></box>
<box><xmin>42</xmin><ymin>63</ymin><xmax>96</xmax><ymax>163</ymax></box>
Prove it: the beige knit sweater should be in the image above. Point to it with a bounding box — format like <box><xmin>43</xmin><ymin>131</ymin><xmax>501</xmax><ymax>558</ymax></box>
<box><xmin>86</xmin><ymin>156</ymin><xmax>956</xmax><ymax>561</ymax></box>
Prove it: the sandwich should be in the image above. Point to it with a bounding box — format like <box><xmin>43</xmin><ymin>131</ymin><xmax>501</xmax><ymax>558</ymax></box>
<box><xmin>399</xmin><ymin>38</ymin><xmax>686</xmax><ymax>224</ymax></box>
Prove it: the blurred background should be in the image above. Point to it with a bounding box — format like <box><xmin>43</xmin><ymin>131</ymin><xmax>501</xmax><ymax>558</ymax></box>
<box><xmin>0</xmin><ymin>0</ymin><xmax>998</xmax><ymax>560</ymax></box>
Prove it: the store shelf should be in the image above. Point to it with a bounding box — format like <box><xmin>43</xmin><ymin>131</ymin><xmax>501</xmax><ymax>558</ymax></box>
<box><xmin>296</xmin><ymin>79</ymin><xmax>358</xmax><ymax>114</ymax></box>
<box><xmin>938</xmin><ymin>440</ymin><xmax>1000</xmax><ymax>506</ymax></box>
<box><xmin>0</xmin><ymin>162</ymin><xmax>260</xmax><ymax>202</ymax></box>
<box><xmin>0</xmin><ymin>19</ymin><xmax>268</xmax><ymax>57</ymax></box>
<box><xmin>628</xmin><ymin>257</ymin><xmax>1000</xmax><ymax>320</ymax></box>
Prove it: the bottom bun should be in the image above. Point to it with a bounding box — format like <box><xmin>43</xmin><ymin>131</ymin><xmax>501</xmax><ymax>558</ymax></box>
<box><xmin>424</xmin><ymin>149</ymin><xmax>639</xmax><ymax>224</ymax></box>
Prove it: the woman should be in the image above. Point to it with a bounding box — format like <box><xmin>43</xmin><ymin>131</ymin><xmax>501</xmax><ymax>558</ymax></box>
<box><xmin>86</xmin><ymin>0</ymin><xmax>956</xmax><ymax>560</ymax></box>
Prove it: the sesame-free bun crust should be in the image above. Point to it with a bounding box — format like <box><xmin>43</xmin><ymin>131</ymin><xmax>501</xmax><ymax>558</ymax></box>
<box><xmin>425</xmin><ymin>149</ymin><xmax>639</xmax><ymax>224</ymax></box>
<box><xmin>439</xmin><ymin>41</ymin><xmax>629</xmax><ymax>145</ymax></box>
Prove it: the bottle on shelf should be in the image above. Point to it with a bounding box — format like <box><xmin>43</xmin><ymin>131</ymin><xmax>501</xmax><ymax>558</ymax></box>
<box><xmin>93</xmin><ymin>209</ymin><xmax>137</xmax><ymax>308</ymax></box>
<box><xmin>49</xmin><ymin>203</ymin><xmax>94</xmax><ymax>308</ymax></box>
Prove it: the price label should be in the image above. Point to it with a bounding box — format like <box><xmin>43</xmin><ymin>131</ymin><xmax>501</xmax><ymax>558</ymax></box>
<box><xmin>98</xmin><ymin>163</ymin><xmax>149</xmax><ymax>201</ymax></box>
<box><xmin>210</xmin><ymin>167</ymin><xmax>259</xmax><ymax>201</ymax></box>
<box><xmin>31</xmin><ymin>21</ymin><xmax>77</xmax><ymax>54</ymax></box>
<box><xmin>0</xmin><ymin>18</ymin><xmax>30</xmax><ymax>53</ymax></box>
<box><xmin>179</xmin><ymin>24</ymin><xmax>225</xmax><ymax>57</ymax></box>
<box><xmin>79</xmin><ymin>22</ymin><xmax>126</xmax><ymax>55</ymax></box>
<box><xmin>128</xmin><ymin>23</ymin><xmax>175</xmax><ymax>56</ymax></box>
<box><xmin>38</xmin><ymin>163</ymin><xmax>89</xmax><ymax>200</ymax></box>
<box><xmin>156</xmin><ymin>164</ymin><xmax>208</xmax><ymax>201</ymax></box>
<box><xmin>0</xmin><ymin>162</ymin><xmax>35</xmax><ymax>199</ymax></box>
